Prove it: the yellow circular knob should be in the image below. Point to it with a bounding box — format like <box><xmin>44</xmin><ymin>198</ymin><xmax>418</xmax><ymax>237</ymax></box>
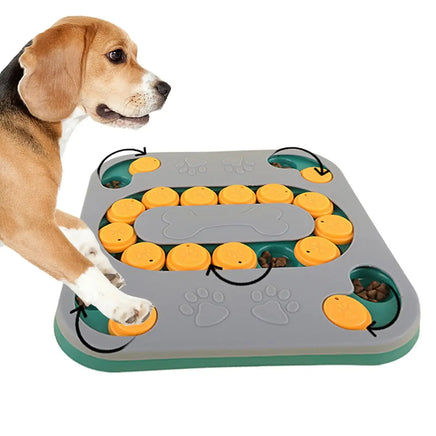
<box><xmin>218</xmin><ymin>185</ymin><xmax>256</xmax><ymax>205</ymax></box>
<box><xmin>128</xmin><ymin>157</ymin><xmax>161</xmax><ymax>175</ymax></box>
<box><xmin>300</xmin><ymin>167</ymin><xmax>333</xmax><ymax>183</ymax></box>
<box><xmin>323</xmin><ymin>295</ymin><xmax>372</xmax><ymax>330</ymax></box>
<box><xmin>166</xmin><ymin>243</ymin><xmax>211</xmax><ymax>271</ymax></box>
<box><xmin>314</xmin><ymin>215</ymin><xmax>354</xmax><ymax>245</ymax></box>
<box><xmin>294</xmin><ymin>236</ymin><xmax>340</xmax><ymax>266</ymax></box>
<box><xmin>106</xmin><ymin>198</ymin><xmax>145</xmax><ymax>225</ymax></box>
<box><xmin>212</xmin><ymin>242</ymin><xmax>257</xmax><ymax>269</ymax></box>
<box><xmin>108</xmin><ymin>307</ymin><xmax>158</xmax><ymax>336</ymax></box>
<box><xmin>98</xmin><ymin>222</ymin><xmax>137</xmax><ymax>253</ymax></box>
<box><xmin>293</xmin><ymin>192</ymin><xmax>334</xmax><ymax>218</ymax></box>
<box><xmin>256</xmin><ymin>184</ymin><xmax>294</xmax><ymax>204</ymax></box>
<box><xmin>121</xmin><ymin>242</ymin><xmax>165</xmax><ymax>271</ymax></box>
<box><xmin>142</xmin><ymin>187</ymin><xmax>179</xmax><ymax>209</ymax></box>
<box><xmin>180</xmin><ymin>186</ymin><xmax>218</xmax><ymax>206</ymax></box>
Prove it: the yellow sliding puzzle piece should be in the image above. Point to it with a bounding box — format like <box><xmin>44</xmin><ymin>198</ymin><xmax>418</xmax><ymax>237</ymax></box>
<box><xmin>323</xmin><ymin>295</ymin><xmax>372</xmax><ymax>331</ymax></box>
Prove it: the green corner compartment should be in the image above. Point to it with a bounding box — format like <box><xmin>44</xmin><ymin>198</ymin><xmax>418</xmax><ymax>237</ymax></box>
<box><xmin>54</xmin><ymin>320</ymin><xmax>419</xmax><ymax>372</ymax></box>
<box><xmin>102</xmin><ymin>159</ymin><xmax>135</xmax><ymax>188</ymax></box>
<box><xmin>267</xmin><ymin>154</ymin><xmax>323</xmax><ymax>171</ymax></box>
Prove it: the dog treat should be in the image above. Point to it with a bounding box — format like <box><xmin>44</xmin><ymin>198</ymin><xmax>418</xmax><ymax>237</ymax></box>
<box><xmin>353</xmin><ymin>279</ymin><xmax>390</xmax><ymax>302</ymax></box>
<box><xmin>105</xmin><ymin>180</ymin><xmax>121</xmax><ymax>189</ymax></box>
<box><xmin>259</xmin><ymin>250</ymin><xmax>288</xmax><ymax>268</ymax></box>
<box><xmin>270</xmin><ymin>162</ymin><xmax>293</xmax><ymax>169</ymax></box>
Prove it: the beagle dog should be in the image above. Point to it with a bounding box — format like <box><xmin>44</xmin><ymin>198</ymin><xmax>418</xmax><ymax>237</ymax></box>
<box><xmin>0</xmin><ymin>16</ymin><xmax>170</xmax><ymax>325</ymax></box>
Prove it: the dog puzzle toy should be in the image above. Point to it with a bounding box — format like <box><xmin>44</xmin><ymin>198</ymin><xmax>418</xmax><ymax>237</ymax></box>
<box><xmin>54</xmin><ymin>148</ymin><xmax>420</xmax><ymax>371</ymax></box>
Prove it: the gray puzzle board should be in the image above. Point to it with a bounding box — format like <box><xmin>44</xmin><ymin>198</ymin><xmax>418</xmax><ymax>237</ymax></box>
<box><xmin>54</xmin><ymin>148</ymin><xmax>420</xmax><ymax>371</ymax></box>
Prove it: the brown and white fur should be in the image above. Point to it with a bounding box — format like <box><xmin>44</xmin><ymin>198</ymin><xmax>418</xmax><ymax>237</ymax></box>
<box><xmin>0</xmin><ymin>16</ymin><xmax>171</xmax><ymax>325</ymax></box>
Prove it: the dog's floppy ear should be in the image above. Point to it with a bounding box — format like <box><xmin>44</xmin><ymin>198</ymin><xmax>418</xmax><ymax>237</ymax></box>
<box><xmin>18</xmin><ymin>23</ymin><xmax>94</xmax><ymax>122</ymax></box>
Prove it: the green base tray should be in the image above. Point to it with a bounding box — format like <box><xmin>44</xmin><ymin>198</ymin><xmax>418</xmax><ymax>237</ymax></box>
<box><xmin>54</xmin><ymin>320</ymin><xmax>419</xmax><ymax>372</ymax></box>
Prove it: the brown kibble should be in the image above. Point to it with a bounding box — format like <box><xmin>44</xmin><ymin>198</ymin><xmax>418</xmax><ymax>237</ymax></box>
<box><xmin>259</xmin><ymin>259</ymin><xmax>267</xmax><ymax>266</ymax></box>
<box><xmin>105</xmin><ymin>180</ymin><xmax>121</xmax><ymax>189</ymax></box>
<box><xmin>275</xmin><ymin>257</ymin><xmax>287</xmax><ymax>267</ymax></box>
<box><xmin>353</xmin><ymin>278</ymin><xmax>391</xmax><ymax>302</ymax></box>
<box><xmin>352</xmin><ymin>279</ymin><xmax>364</xmax><ymax>292</ymax></box>
<box><xmin>367</xmin><ymin>289</ymin><xmax>377</xmax><ymax>299</ymax></box>
<box><xmin>271</xmin><ymin>161</ymin><xmax>293</xmax><ymax>169</ymax></box>
<box><xmin>376</xmin><ymin>283</ymin><xmax>388</xmax><ymax>293</ymax></box>
<box><xmin>259</xmin><ymin>251</ymin><xmax>271</xmax><ymax>267</ymax></box>
<box><xmin>258</xmin><ymin>251</ymin><xmax>288</xmax><ymax>268</ymax></box>
<box><xmin>367</xmin><ymin>281</ymin><xmax>380</xmax><ymax>291</ymax></box>
<box><xmin>376</xmin><ymin>291</ymin><xmax>386</xmax><ymax>301</ymax></box>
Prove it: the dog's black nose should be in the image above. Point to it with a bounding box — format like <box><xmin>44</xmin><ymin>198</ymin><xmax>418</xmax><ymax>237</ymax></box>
<box><xmin>155</xmin><ymin>81</ymin><xmax>171</xmax><ymax>98</ymax></box>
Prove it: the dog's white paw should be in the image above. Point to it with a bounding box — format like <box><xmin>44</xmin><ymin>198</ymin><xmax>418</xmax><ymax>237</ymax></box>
<box><xmin>111</xmin><ymin>295</ymin><xmax>154</xmax><ymax>325</ymax></box>
<box><xmin>83</xmin><ymin>242</ymin><xmax>127</xmax><ymax>289</ymax></box>
<box><xmin>60</xmin><ymin>226</ymin><xmax>126</xmax><ymax>288</ymax></box>
<box><xmin>66</xmin><ymin>266</ymin><xmax>153</xmax><ymax>325</ymax></box>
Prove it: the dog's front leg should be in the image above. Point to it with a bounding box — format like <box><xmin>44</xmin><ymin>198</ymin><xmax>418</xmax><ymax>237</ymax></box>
<box><xmin>5</xmin><ymin>219</ymin><xmax>153</xmax><ymax>325</ymax></box>
<box><xmin>55</xmin><ymin>210</ymin><xmax>125</xmax><ymax>289</ymax></box>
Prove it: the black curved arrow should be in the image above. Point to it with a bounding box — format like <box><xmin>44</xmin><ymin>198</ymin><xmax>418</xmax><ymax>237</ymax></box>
<box><xmin>70</xmin><ymin>305</ymin><xmax>135</xmax><ymax>354</ymax></box>
<box><xmin>270</xmin><ymin>146</ymin><xmax>330</xmax><ymax>176</ymax></box>
<box><xmin>206</xmin><ymin>263</ymin><xmax>273</xmax><ymax>286</ymax></box>
<box><xmin>366</xmin><ymin>290</ymin><xmax>402</xmax><ymax>338</ymax></box>
<box><xmin>97</xmin><ymin>146</ymin><xmax>147</xmax><ymax>181</ymax></box>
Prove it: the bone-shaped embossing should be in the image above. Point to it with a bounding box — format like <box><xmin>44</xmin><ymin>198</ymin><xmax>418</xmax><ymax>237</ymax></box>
<box><xmin>134</xmin><ymin>204</ymin><xmax>314</xmax><ymax>245</ymax></box>
<box><xmin>162</xmin><ymin>205</ymin><xmax>289</xmax><ymax>239</ymax></box>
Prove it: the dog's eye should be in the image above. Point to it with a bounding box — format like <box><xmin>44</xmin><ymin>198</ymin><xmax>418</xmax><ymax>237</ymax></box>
<box><xmin>106</xmin><ymin>49</ymin><xmax>127</xmax><ymax>64</ymax></box>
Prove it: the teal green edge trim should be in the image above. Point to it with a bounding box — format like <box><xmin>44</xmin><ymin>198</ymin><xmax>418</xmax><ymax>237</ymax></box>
<box><xmin>54</xmin><ymin>320</ymin><xmax>419</xmax><ymax>372</ymax></box>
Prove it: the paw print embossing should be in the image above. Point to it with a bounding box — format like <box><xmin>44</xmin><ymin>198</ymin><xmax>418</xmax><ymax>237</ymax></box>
<box><xmin>176</xmin><ymin>158</ymin><xmax>208</xmax><ymax>175</ymax></box>
<box><xmin>221</xmin><ymin>156</ymin><xmax>255</xmax><ymax>175</ymax></box>
<box><xmin>251</xmin><ymin>285</ymin><xmax>300</xmax><ymax>325</ymax></box>
<box><xmin>179</xmin><ymin>288</ymin><xmax>229</xmax><ymax>327</ymax></box>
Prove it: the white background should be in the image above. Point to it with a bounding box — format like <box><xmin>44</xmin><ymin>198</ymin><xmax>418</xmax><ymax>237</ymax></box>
<box><xmin>1</xmin><ymin>1</ymin><xmax>434</xmax><ymax>435</ymax></box>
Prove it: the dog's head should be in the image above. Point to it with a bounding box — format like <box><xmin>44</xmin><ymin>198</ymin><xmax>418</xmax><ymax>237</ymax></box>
<box><xmin>18</xmin><ymin>16</ymin><xmax>170</xmax><ymax>127</ymax></box>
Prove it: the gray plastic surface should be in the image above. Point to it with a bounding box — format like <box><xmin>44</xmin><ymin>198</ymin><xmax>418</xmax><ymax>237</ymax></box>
<box><xmin>54</xmin><ymin>149</ymin><xmax>420</xmax><ymax>364</ymax></box>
